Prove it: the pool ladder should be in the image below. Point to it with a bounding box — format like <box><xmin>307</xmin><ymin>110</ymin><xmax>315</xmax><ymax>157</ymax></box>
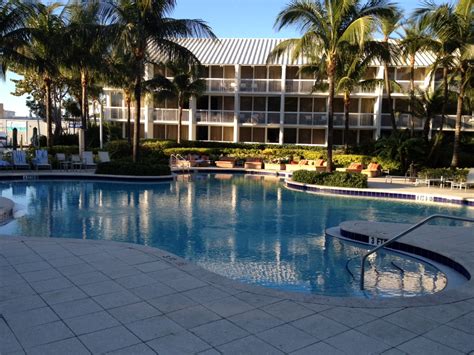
<box><xmin>360</xmin><ymin>214</ymin><xmax>474</xmax><ymax>290</ymax></box>
<box><xmin>169</xmin><ymin>154</ymin><xmax>191</xmax><ymax>173</ymax></box>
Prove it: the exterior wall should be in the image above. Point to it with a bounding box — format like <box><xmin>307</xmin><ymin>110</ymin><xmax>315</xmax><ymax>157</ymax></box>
<box><xmin>103</xmin><ymin>64</ymin><xmax>474</xmax><ymax>145</ymax></box>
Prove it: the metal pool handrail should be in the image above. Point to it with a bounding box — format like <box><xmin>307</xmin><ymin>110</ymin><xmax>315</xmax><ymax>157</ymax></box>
<box><xmin>360</xmin><ymin>214</ymin><xmax>474</xmax><ymax>290</ymax></box>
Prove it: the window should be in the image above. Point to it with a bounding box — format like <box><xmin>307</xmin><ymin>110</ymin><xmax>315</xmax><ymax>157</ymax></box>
<box><xmin>298</xmin><ymin>129</ymin><xmax>312</xmax><ymax>144</ymax></box>
<box><xmin>268</xmin><ymin>66</ymin><xmax>281</xmax><ymax>79</ymax></box>
<box><xmin>197</xmin><ymin>126</ymin><xmax>209</xmax><ymax>140</ymax></box>
<box><xmin>382</xmin><ymin>99</ymin><xmax>392</xmax><ymax>113</ymax></box>
<box><xmin>111</xmin><ymin>92</ymin><xmax>123</xmax><ymax>107</ymax></box>
<box><xmin>223</xmin><ymin>127</ymin><xmax>234</xmax><ymax>141</ymax></box>
<box><xmin>284</xmin><ymin>128</ymin><xmax>297</xmax><ymax>144</ymax></box>
<box><xmin>268</xmin><ymin>97</ymin><xmax>281</xmax><ymax>111</ymax></box>
<box><xmin>363</xmin><ymin>67</ymin><xmax>377</xmax><ymax>80</ymax></box>
<box><xmin>253</xmin><ymin>97</ymin><xmax>266</xmax><ymax>111</ymax></box>
<box><xmin>300</xmin><ymin>98</ymin><xmax>313</xmax><ymax>112</ymax></box>
<box><xmin>210</xmin><ymin>96</ymin><xmax>223</xmax><ymax>110</ymax></box>
<box><xmin>210</xmin><ymin>66</ymin><xmax>223</xmax><ymax>78</ymax></box>
<box><xmin>413</xmin><ymin>68</ymin><xmax>426</xmax><ymax>81</ymax></box>
<box><xmin>252</xmin><ymin>127</ymin><xmax>265</xmax><ymax>142</ymax></box>
<box><xmin>241</xmin><ymin>66</ymin><xmax>253</xmax><ymax>79</ymax></box>
<box><xmin>285</xmin><ymin>97</ymin><xmax>298</xmax><ymax>112</ymax></box>
<box><xmin>223</xmin><ymin>97</ymin><xmax>234</xmax><ymax>110</ymax></box>
<box><xmin>239</xmin><ymin>127</ymin><xmax>252</xmax><ymax>142</ymax></box>
<box><xmin>314</xmin><ymin>98</ymin><xmax>327</xmax><ymax>112</ymax></box>
<box><xmin>223</xmin><ymin>66</ymin><xmax>235</xmax><ymax>79</ymax></box>
<box><xmin>167</xmin><ymin>125</ymin><xmax>177</xmax><ymax>140</ymax></box>
<box><xmin>153</xmin><ymin>124</ymin><xmax>166</xmax><ymax>139</ymax></box>
<box><xmin>349</xmin><ymin>99</ymin><xmax>359</xmax><ymax>113</ymax></box>
<box><xmin>210</xmin><ymin>126</ymin><xmax>222</xmax><ymax>141</ymax></box>
<box><xmin>240</xmin><ymin>96</ymin><xmax>253</xmax><ymax>111</ymax></box>
<box><xmin>197</xmin><ymin>96</ymin><xmax>209</xmax><ymax>110</ymax></box>
<box><xmin>334</xmin><ymin>98</ymin><xmax>344</xmax><ymax>112</ymax></box>
<box><xmin>395</xmin><ymin>99</ymin><xmax>409</xmax><ymax>112</ymax></box>
<box><xmin>333</xmin><ymin>129</ymin><xmax>343</xmax><ymax>145</ymax></box>
<box><xmin>286</xmin><ymin>66</ymin><xmax>299</xmax><ymax>79</ymax></box>
<box><xmin>359</xmin><ymin>130</ymin><xmax>374</xmax><ymax>143</ymax></box>
<box><xmin>387</xmin><ymin>67</ymin><xmax>395</xmax><ymax>80</ymax></box>
<box><xmin>312</xmin><ymin>129</ymin><xmax>325</xmax><ymax>144</ymax></box>
<box><xmin>267</xmin><ymin>128</ymin><xmax>279</xmax><ymax>143</ymax></box>
<box><xmin>396</xmin><ymin>68</ymin><xmax>410</xmax><ymax>81</ymax></box>
<box><xmin>180</xmin><ymin>126</ymin><xmax>189</xmax><ymax>141</ymax></box>
<box><xmin>254</xmin><ymin>66</ymin><xmax>266</xmax><ymax>79</ymax></box>
<box><xmin>360</xmin><ymin>99</ymin><xmax>374</xmax><ymax>113</ymax></box>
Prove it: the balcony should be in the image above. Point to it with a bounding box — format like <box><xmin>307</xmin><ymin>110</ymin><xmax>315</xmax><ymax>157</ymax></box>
<box><xmin>196</xmin><ymin>110</ymin><xmax>234</xmax><ymax>124</ymax></box>
<box><xmin>239</xmin><ymin>111</ymin><xmax>280</xmax><ymax>125</ymax></box>
<box><xmin>297</xmin><ymin>113</ymin><xmax>328</xmax><ymax>126</ymax></box>
<box><xmin>392</xmin><ymin>81</ymin><xmax>426</xmax><ymax>94</ymax></box>
<box><xmin>153</xmin><ymin>108</ymin><xmax>189</xmax><ymax>122</ymax></box>
<box><xmin>432</xmin><ymin>115</ymin><xmax>474</xmax><ymax>130</ymax></box>
<box><xmin>205</xmin><ymin>79</ymin><xmax>236</xmax><ymax>93</ymax></box>
<box><xmin>105</xmin><ymin>107</ymin><xmax>145</xmax><ymax>121</ymax></box>
<box><xmin>239</xmin><ymin>79</ymin><xmax>282</xmax><ymax>93</ymax></box>
<box><xmin>285</xmin><ymin>80</ymin><xmax>315</xmax><ymax>94</ymax></box>
<box><xmin>381</xmin><ymin>114</ymin><xmax>423</xmax><ymax>129</ymax></box>
<box><xmin>333</xmin><ymin>114</ymin><xmax>375</xmax><ymax>127</ymax></box>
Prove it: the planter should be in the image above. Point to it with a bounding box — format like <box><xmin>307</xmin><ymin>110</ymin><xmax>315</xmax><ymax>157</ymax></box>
<box><xmin>264</xmin><ymin>163</ymin><xmax>286</xmax><ymax>171</ymax></box>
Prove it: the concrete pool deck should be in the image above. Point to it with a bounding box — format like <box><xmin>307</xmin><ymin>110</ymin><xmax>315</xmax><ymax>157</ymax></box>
<box><xmin>1</xmin><ymin>233</ymin><xmax>474</xmax><ymax>355</ymax></box>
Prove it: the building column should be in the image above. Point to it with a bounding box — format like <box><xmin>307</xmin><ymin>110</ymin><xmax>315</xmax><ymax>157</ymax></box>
<box><xmin>233</xmin><ymin>64</ymin><xmax>240</xmax><ymax>143</ymax></box>
<box><xmin>144</xmin><ymin>64</ymin><xmax>154</xmax><ymax>139</ymax></box>
<box><xmin>189</xmin><ymin>96</ymin><xmax>197</xmax><ymax>140</ymax></box>
<box><xmin>279</xmin><ymin>65</ymin><xmax>286</xmax><ymax>145</ymax></box>
<box><xmin>374</xmin><ymin>66</ymin><xmax>384</xmax><ymax>139</ymax></box>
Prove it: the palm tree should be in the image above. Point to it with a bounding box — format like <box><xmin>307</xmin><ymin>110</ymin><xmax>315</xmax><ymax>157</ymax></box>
<box><xmin>0</xmin><ymin>0</ymin><xmax>30</xmax><ymax>78</ymax></box>
<box><xmin>111</xmin><ymin>0</ymin><xmax>215</xmax><ymax>162</ymax></box>
<box><xmin>147</xmin><ymin>61</ymin><xmax>205</xmax><ymax>144</ymax></box>
<box><xmin>270</xmin><ymin>0</ymin><xmax>396</xmax><ymax>172</ymax></box>
<box><xmin>11</xmin><ymin>2</ymin><xmax>65</xmax><ymax>148</ymax></box>
<box><xmin>413</xmin><ymin>0</ymin><xmax>473</xmax><ymax>167</ymax></box>
<box><xmin>379</xmin><ymin>10</ymin><xmax>402</xmax><ymax>131</ymax></box>
<box><xmin>410</xmin><ymin>88</ymin><xmax>444</xmax><ymax>141</ymax></box>
<box><xmin>63</xmin><ymin>0</ymin><xmax>114</xmax><ymax>152</ymax></box>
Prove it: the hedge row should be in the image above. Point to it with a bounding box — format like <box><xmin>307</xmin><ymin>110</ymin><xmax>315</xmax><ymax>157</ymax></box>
<box><xmin>418</xmin><ymin>168</ymin><xmax>468</xmax><ymax>180</ymax></box>
<box><xmin>96</xmin><ymin>160</ymin><xmax>171</xmax><ymax>176</ymax></box>
<box><xmin>292</xmin><ymin>170</ymin><xmax>368</xmax><ymax>188</ymax></box>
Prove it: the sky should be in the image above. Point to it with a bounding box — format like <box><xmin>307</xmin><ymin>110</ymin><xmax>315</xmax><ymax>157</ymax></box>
<box><xmin>0</xmin><ymin>0</ymin><xmax>421</xmax><ymax>116</ymax></box>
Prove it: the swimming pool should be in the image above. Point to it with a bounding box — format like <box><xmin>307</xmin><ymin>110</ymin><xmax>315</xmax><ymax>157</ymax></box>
<box><xmin>1</xmin><ymin>174</ymin><xmax>472</xmax><ymax>297</ymax></box>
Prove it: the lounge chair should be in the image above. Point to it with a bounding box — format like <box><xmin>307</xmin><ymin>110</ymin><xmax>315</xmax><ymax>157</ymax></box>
<box><xmin>313</xmin><ymin>159</ymin><xmax>327</xmax><ymax>172</ymax></box>
<box><xmin>187</xmin><ymin>154</ymin><xmax>210</xmax><ymax>167</ymax></box>
<box><xmin>32</xmin><ymin>150</ymin><xmax>51</xmax><ymax>170</ymax></box>
<box><xmin>12</xmin><ymin>150</ymin><xmax>29</xmax><ymax>169</ymax></box>
<box><xmin>98</xmin><ymin>151</ymin><xmax>111</xmax><ymax>163</ymax></box>
<box><xmin>244</xmin><ymin>158</ymin><xmax>263</xmax><ymax>169</ymax></box>
<box><xmin>82</xmin><ymin>151</ymin><xmax>97</xmax><ymax>169</ymax></box>
<box><xmin>336</xmin><ymin>162</ymin><xmax>363</xmax><ymax>173</ymax></box>
<box><xmin>56</xmin><ymin>153</ymin><xmax>71</xmax><ymax>170</ymax></box>
<box><xmin>362</xmin><ymin>163</ymin><xmax>382</xmax><ymax>177</ymax></box>
<box><xmin>215</xmin><ymin>157</ymin><xmax>236</xmax><ymax>168</ymax></box>
<box><xmin>0</xmin><ymin>152</ymin><xmax>11</xmax><ymax>169</ymax></box>
<box><xmin>71</xmin><ymin>154</ymin><xmax>83</xmax><ymax>170</ymax></box>
<box><xmin>449</xmin><ymin>168</ymin><xmax>474</xmax><ymax>190</ymax></box>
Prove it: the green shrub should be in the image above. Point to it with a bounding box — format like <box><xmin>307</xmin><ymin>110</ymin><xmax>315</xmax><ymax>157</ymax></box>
<box><xmin>332</xmin><ymin>154</ymin><xmax>372</xmax><ymax>167</ymax></box>
<box><xmin>418</xmin><ymin>168</ymin><xmax>468</xmax><ymax>180</ymax></box>
<box><xmin>96</xmin><ymin>160</ymin><xmax>171</xmax><ymax>176</ymax></box>
<box><xmin>292</xmin><ymin>170</ymin><xmax>368</xmax><ymax>188</ymax></box>
<box><xmin>105</xmin><ymin>140</ymin><xmax>131</xmax><ymax>159</ymax></box>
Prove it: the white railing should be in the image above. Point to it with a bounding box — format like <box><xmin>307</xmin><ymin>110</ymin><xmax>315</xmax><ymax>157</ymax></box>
<box><xmin>432</xmin><ymin>115</ymin><xmax>474</xmax><ymax>130</ymax></box>
<box><xmin>205</xmin><ymin>79</ymin><xmax>236</xmax><ymax>93</ymax></box>
<box><xmin>239</xmin><ymin>111</ymin><xmax>280</xmax><ymax>125</ymax></box>
<box><xmin>105</xmin><ymin>107</ymin><xmax>145</xmax><ymax>121</ymax></box>
<box><xmin>239</xmin><ymin>79</ymin><xmax>282</xmax><ymax>93</ymax></box>
<box><xmin>297</xmin><ymin>113</ymin><xmax>327</xmax><ymax>126</ymax></box>
<box><xmin>153</xmin><ymin>109</ymin><xmax>189</xmax><ymax>122</ymax></box>
<box><xmin>196</xmin><ymin>110</ymin><xmax>234</xmax><ymax>124</ymax></box>
<box><xmin>285</xmin><ymin>80</ymin><xmax>315</xmax><ymax>94</ymax></box>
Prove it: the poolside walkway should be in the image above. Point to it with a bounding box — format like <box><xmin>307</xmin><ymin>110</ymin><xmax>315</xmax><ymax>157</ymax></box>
<box><xmin>1</xmin><ymin>236</ymin><xmax>474</xmax><ymax>355</ymax></box>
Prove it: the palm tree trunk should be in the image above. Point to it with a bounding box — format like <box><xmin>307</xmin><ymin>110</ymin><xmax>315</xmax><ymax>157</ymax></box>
<box><xmin>44</xmin><ymin>77</ymin><xmax>53</xmax><ymax>148</ymax></box>
<box><xmin>343</xmin><ymin>92</ymin><xmax>350</xmax><ymax>150</ymax></box>
<box><xmin>326</xmin><ymin>56</ymin><xmax>336</xmax><ymax>172</ymax></box>
<box><xmin>133</xmin><ymin>75</ymin><xmax>141</xmax><ymax>163</ymax></box>
<box><xmin>409</xmin><ymin>56</ymin><xmax>415</xmax><ymax>137</ymax></box>
<box><xmin>125</xmin><ymin>92</ymin><xmax>131</xmax><ymax>145</ymax></box>
<box><xmin>177</xmin><ymin>104</ymin><xmax>183</xmax><ymax>144</ymax></box>
<box><xmin>440</xmin><ymin>66</ymin><xmax>448</xmax><ymax>133</ymax></box>
<box><xmin>450</xmin><ymin>70</ymin><xmax>466</xmax><ymax>168</ymax></box>
<box><xmin>384</xmin><ymin>66</ymin><xmax>396</xmax><ymax>131</ymax></box>
<box><xmin>80</xmin><ymin>70</ymin><xmax>88</xmax><ymax>150</ymax></box>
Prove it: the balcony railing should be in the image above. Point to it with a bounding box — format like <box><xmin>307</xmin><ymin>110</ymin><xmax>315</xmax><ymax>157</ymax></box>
<box><xmin>196</xmin><ymin>110</ymin><xmax>234</xmax><ymax>124</ymax></box>
<box><xmin>432</xmin><ymin>115</ymin><xmax>474</xmax><ymax>130</ymax></box>
<box><xmin>205</xmin><ymin>79</ymin><xmax>236</xmax><ymax>93</ymax></box>
<box><xmin>239</xmin><ymin>79</ymin><xmax>282</xmax><ymax>93</ymax></box>
<box><xmin>105</xmin><ymin>107</ymin><xmax>145</xmax><ymax>121</ymax></box>
<box><xmin>153</xmin><ymin>108</ymin><xmax>189</xmax><ymax>122</ymax></box>
<box><xmin>285</xmin><ymin>80</ymin><xmax>315</xmax><ymax>94</ymax></box>
<box><xmin>239</xmin><ymin>111</ymin><xmax>280</xmax><ymax>125</ymax></box>
<box><xmin>297</xmin><ymin>113</ymin><xmax>328</xmax><ymax>126</ymax></box>
<box><xmin>381</xmin><ymin>113</ymin><xmax>423</xmax><ymax>128</ymax></box>
<box><xmin>392</xmin><ymin>81</ymin><xmax>426</xmax><ymax>94</ymax></box>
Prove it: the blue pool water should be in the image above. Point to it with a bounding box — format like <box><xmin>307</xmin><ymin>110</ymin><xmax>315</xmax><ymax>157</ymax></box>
<box><xmin>1</xmin><ymin>174</ymin><xmax>472</xmax><ymax>297</ymax></box>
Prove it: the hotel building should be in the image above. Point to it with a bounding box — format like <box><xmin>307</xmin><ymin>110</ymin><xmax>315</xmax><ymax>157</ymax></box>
<box><xmin>103</xmin><ymin>38</ymin><xmax>473</xmax><ymax>146</ymax></box>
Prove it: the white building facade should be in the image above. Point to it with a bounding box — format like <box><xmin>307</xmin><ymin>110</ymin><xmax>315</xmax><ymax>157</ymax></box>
<box><xmin>103</xmin><ymin>38</ymin><xmax>473</xmax><ymax>146</ymax></box>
